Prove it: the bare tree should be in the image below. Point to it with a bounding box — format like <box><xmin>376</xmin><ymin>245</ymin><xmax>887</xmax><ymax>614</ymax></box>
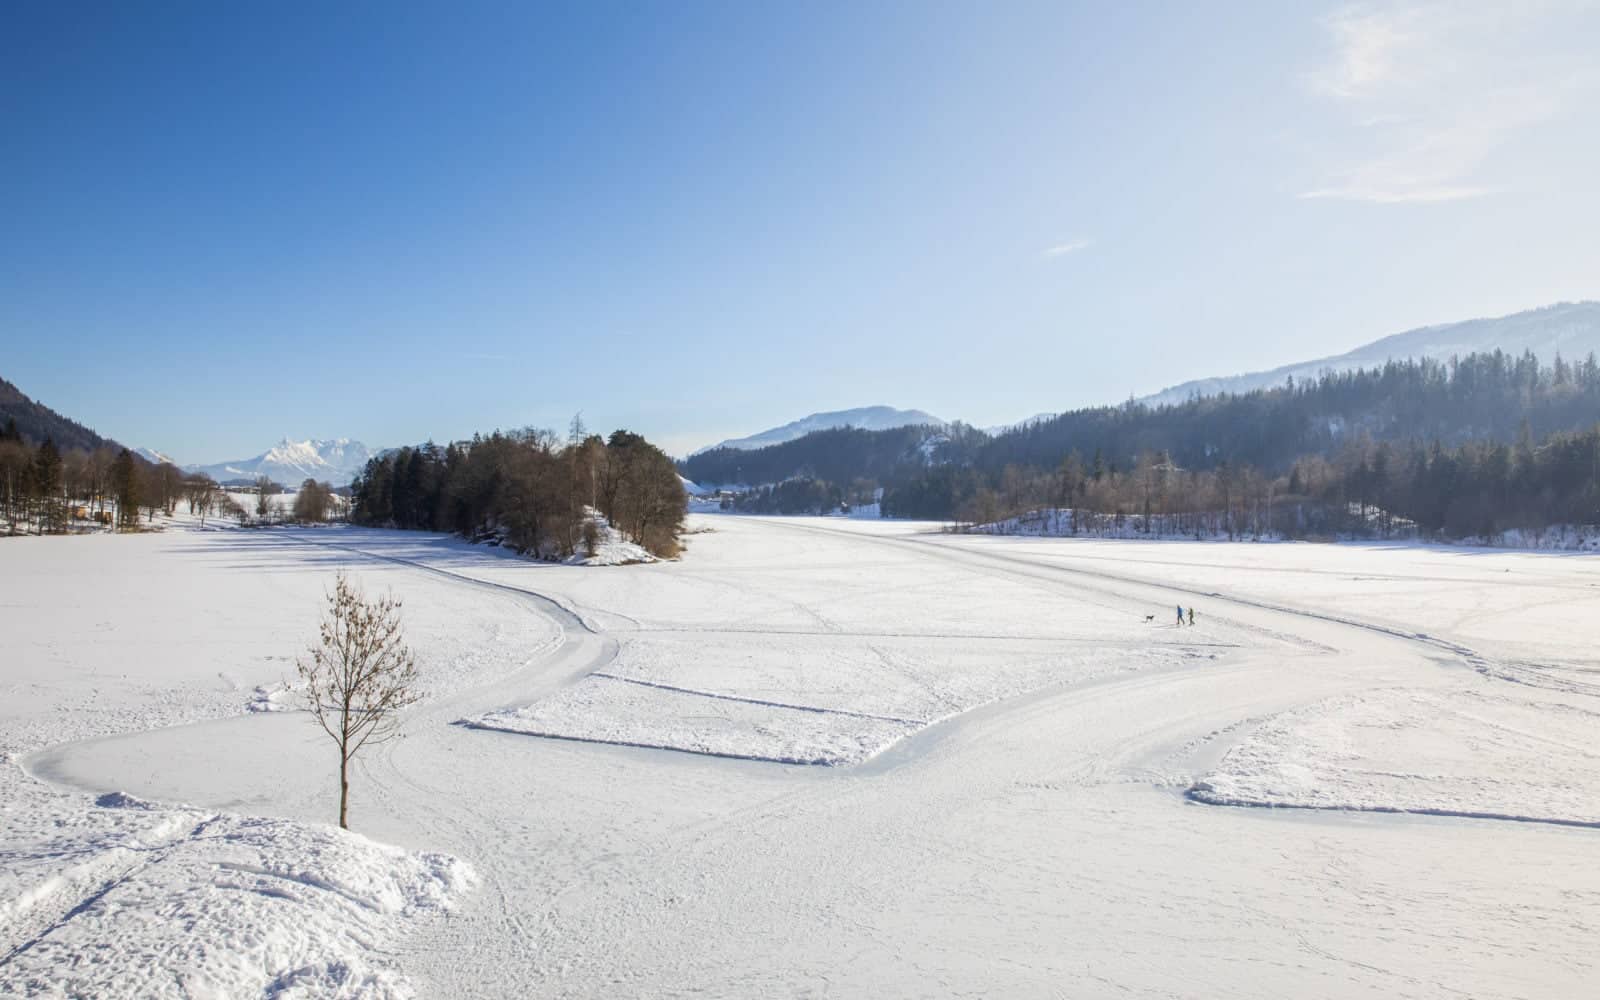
<box><xmin>87</xmin><ymin>446</ymin><xmax>116</xmax><ymax>519</ymax></box>
<box><xmin>184</xmin><ymin>473</ymin><xmax>218</xmax><ymax>526</ymax></box>
<box><xmin>297</xmin><ymin>573</ymin><xmax>421</xmax><ymax>830</ymax></box>
<box><xmin>156</xmin><ymin>462</ymin><xmax>184</xmax><ymax>516</ymax></box>
<box><xmin>293</xmin><ymin>478</ymin><xmax>333</xmax><ymax>523</ymax></box>
<box><xmin>219</xmin><ymin>492</ymin><xmax>249</xmax><ymax>526</ymax></box>
<box><xmin>0</xmin><ymin>439</ymin><xmax>28</xmax><ymax>532</ymax></box>
<box><xmin>254</xmin><ymin>475</ymin><xmax>276</xmax><ymax>523</ymax></box>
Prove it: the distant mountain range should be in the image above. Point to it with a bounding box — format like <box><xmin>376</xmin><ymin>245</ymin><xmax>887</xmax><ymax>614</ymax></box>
<box><xmin>1142</xmin><ymin>301</ymin><xmax>1600</xmax><ymax>407</ymax></box>
<box><xmin>13</xmin><ymin>300</ymin><xmax>1599</xmax><ymax>495</ymax></box>
<box><xmin>690</xmin><ymin>304</ymin><xmax>1600</xmax><ymax>459</ymax></box>
<box><xmin>184</xmin><ymin>438</ymin><xmax>376</xmax><ymax>486</ymax></box>
<box><xmin>679</xmin><ymin>301</ymin><xmax>1600</xmax><ymax>494</ymax></box>
<box><xmin>693</xmin><ymin>406</ymin><xmax>945</xmax><ymax>455</ymax></box>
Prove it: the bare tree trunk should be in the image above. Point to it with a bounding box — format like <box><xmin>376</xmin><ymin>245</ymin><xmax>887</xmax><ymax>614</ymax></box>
<box><xmin>301</xmin><ymin>573</ymin><xmax>419</xmax><ymax>833</ymax></box>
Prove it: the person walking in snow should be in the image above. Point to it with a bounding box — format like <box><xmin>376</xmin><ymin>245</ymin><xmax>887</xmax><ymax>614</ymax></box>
<box><xmin>1176</xmin><ymin>604</ymin><xmax>1184</xmax><ymax>626</ymax></box>
<box><xmin>1187</xmin><ymin>607</ymin><xmax>1195</xmax><ymax>626</ymax></box>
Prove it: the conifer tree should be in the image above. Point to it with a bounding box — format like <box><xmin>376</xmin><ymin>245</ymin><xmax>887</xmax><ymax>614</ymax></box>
<box><xmin>32</xmin><ymin>439</ymin><xmax>64</xmax><ymax>534</ymax></box>
<box><xmin>112</xmin><ymin>448</ymin><xmax>139</xmax><ymax>529</ymax></box>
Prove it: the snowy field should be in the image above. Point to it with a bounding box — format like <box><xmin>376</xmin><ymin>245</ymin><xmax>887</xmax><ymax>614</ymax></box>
<box><xmin>3</xmin><ymin>515</ymin><xmax>1598</xmax><ymax>996</ymax></box>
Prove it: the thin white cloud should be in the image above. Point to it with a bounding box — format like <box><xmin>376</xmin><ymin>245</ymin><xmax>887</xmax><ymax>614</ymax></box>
<box><xmin>1308</xmin><ymin>4</ymin><xmax>1420</xmax><ymax>100</ymax></box>
<box><xmin>1299</xmin><ymin>183</ymin><xmax>1491</xmax><ymax>204</ymax></box>
<box><xmin>1297</xmin><ymin>2</ymin><xmax>1595</xmax><ymax>204</ymax></box>
<box><xmin>1043</xmin><ymin>239</ymin><xmax>1092</xmax><ymax>257</ymax></box>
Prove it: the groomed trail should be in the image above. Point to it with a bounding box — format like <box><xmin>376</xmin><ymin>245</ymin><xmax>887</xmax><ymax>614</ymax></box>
<box><xmin>18</xmin><ymin>516</ymin><xmax>1600</xmax><ymax>998</ymax></box>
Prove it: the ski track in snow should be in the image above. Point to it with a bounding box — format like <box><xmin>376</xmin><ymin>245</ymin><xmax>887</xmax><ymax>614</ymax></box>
<box><xmin>5</xmin><ymin>516</ymin><xmax>1599</xmax><ymax>997</ymax></box>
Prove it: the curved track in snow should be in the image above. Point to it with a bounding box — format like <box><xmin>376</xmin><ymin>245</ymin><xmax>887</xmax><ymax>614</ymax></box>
<box><xmin>21</xmin><ymin>518</ymin><xmax>1600</xmax><ymax>998</ymax></box>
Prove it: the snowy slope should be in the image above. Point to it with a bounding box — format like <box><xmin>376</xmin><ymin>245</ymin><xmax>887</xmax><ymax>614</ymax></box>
<box><xmin>189</xmin><ymin>437</ymin><xmax>374</xmax><ymax>485</ymax></box>
<box><xmin>1143</xmin><ymin>301</ymin><xmax>1600</xmax><ymax>405</ymax></box>
<box><xmin>678</xmin><ymin>474</ymin><xmax>709</xmax><ymax>496</ymax></box>
<box><xmin>132</xmin><ymin>446</ymin><xmax>177</xmax><ymax>466</ymax></box>
<box><xmin>984</xmin><ymin>412</ymin><xmax>1056</xmax><ymax>434</ymax></box>
<box><xmin>694</xmin><ymin>405</ymin><xmax>944</xmax><ymax>454</ymax></box>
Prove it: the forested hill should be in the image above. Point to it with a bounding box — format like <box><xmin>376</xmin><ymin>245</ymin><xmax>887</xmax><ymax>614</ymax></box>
<box><xmin>691</xmin><ymin>350</ymin><xmax>1600</xmax><ymax>522</ymax></box>
<box><xmin>1141</xmin><ymin>300</ymin><xmax>1600</xmax><ymax>406</ymax></box>
<box><xmin>975</xmin><ymin>350</ymin><xmax>1600</xmax><ymax>476</ymax></box>
<box><xmin>353</xmin><ymin>428</ymin><xmax>686</xmax><ymax>560</ymax></box>
<box><xmin>0</xmin><ymin>376</ymin><xmax>121</xmax><ymax>453</ymax></box>
<box><xmin>681</xmin><ymin>423</ymin><xmax>983</xmax><ymax>487</ymax></box>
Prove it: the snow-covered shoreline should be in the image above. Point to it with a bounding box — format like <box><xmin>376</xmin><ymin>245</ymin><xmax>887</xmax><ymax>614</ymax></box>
<box><xmin>959</xmin><ymin>506</ymin><xmax>1600</xmax><ymax>551</ymax></box>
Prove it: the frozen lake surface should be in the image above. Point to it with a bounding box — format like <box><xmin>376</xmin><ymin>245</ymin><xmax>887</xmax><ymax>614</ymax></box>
<box><xmin>3</xmin><ymin>515</ymin><xmax>1597</xmax><ymax>997</ymax></box>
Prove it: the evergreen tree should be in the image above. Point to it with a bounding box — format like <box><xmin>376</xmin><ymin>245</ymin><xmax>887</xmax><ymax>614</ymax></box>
<box><xmin>112</xmin><ymin>448</ymin><xmax>139</xmax><ymax>529</ymax></box>
<box><xmin>32</xmin><ymin>439</ymin><xmax>64</xmax><ymax>534</ymax></box>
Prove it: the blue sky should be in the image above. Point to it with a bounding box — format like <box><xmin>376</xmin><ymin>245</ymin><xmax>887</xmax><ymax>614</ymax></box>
<box><xmin>4</xmin><ymin>1</ymin><xmax>1597</xmax><ymax>461</ymax></box>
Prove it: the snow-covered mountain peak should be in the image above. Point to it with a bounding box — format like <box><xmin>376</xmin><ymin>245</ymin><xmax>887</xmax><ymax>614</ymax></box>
<box><xmin>132</xmin><ymin>446</ymin><xmax>177</xmax><ymax>466</ymax></box>
<box><xmin>187</xmin><ymin>438</ymin><xmax>376</xmax><ymax>486</ymax></box>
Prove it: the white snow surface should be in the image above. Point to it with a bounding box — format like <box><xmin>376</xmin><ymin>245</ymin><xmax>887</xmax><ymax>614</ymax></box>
<box><xmin>1191</xmin><ymin>687</ymin><xmax>1600</xmax><ymax>827</ymax></box>
<box><xmin>223</xmin><ymin>488</ymin><xmax>350</xmax><ymax>520</ymax></box>
<box><xmin>0</xmin><ymin>793</ymin><xmax>474</xmax><ymax>999</ymax></box>
<box><xmin>566</xmin><ymin>509</ymin><xmax>656</xmax><ymax>566</ymax></box>
<box><xmin>471</xmin><ymin>634</ymin><xmax>1211</xmax><ymax>765</ymax></box>
<box><xmin>4</xmin><ymin>515</ymin><xmax>1599</xmax><ymax>997</ymax></box>
<box><xmin>972</xmin><ymin>505</ymin><xmax>1600</xmax><ymax>551</ymax></box>
<box><xmin>0</xmin><ymin>529</ymin><xmax>550</xmax><ymax>997</ymax></box>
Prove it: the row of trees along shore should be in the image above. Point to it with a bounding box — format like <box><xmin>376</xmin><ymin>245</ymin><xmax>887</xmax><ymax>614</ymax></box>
<box><xmin>691</xmin><ymin>352</ymin><xmax>1600</xmax><ymax>541</ymax></box>
<box><xmin>350</xmin><ymin>424</ymin><xmax>686</xmax><ymax>559</ymax></box>
<box><xmin>894</xmin><ymin>424</ymin><xmax>1600</xmax><ymax>541</ymax></box>
<box><xmin>1</xmin><ymin>417</ymin><xmax>343</xmax><ymax>534</ymax></box>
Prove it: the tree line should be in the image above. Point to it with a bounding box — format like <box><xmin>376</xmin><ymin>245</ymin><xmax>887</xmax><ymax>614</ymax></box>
<box><xmin>889</xmin><ymin>352</ymin><xmax>1600</xmax><ymax>537</ymax></box>
<box><xmin>1</xmin><ymin>418</ymin><xmax>342</xmax><ymax>534</ymax></box>
<box><xmin>971</xmin><ymin>349</ymin><xmax>1600</xmax><ymax>478</ymax></box>
<box><xmin>888</xmin><ymin>424</ymin><xmax>1600</xmax><ymax>542</ymax></box>
<box><xmin>350</xmin><ymin>423</ymin><xmax>686</xmax><ymax>558</ymax></box>
<box><xmin>681</xmin><ymin>351</ymin><xmax>1600</xmax><ymax>539</ymax></box>
<box><xmin>2</xmin><ymin>419</ymin><xmax>183</xmax><ymax>533</ymax></box>
<box><xmin>681</xmin><ymin>423</ymin><xmax>987</xmax><ymax>489</ymax></box>
<box><xmin>727</xmin><ymin>477</ymin><xmax>881</xmax><ymax>516</ymax></box>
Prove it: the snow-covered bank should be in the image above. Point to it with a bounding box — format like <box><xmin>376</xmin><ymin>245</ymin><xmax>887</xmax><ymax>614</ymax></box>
<box><xmin>964</xmin><ymin>506</ymin><xmax>1600</xmax><ymax>551</ymax></box>
<box><xmin>0</xmin><ymin>787</ymin><xmax>473</xmax><ymax>999</ymax></box>
<box><xmin>966</xmin><ymin>507</ymin><xmax>1281</xmax><ymax>542</ymax></box>
<box><xmin>453</xmin><ymin>507</ymin><xmax>660</xmax><ymax>565</ymax></box>
<box><xmin>0</xmin><ymin>529</ymin><xmax>538</xmax><ymax>997</ymax></box>
<box><xmin>1190</xmin><ymin>686</ymin><xmax>1600</xmax><ymax>828</ymax></box>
